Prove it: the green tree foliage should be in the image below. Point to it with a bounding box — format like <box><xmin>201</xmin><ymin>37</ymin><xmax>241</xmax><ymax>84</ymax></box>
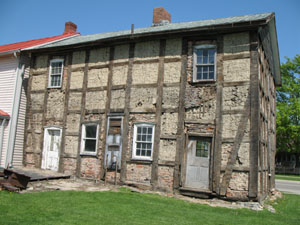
<box><xmin>276</xmin><ymin>54</ymin><xmax>300</xmax><ymax>153</ymax></box>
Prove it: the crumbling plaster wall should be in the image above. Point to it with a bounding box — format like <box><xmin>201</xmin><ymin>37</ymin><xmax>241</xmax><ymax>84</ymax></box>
<box><xmin>221</xmin><ymin>32</ymin><xmax>251</xmax><ymax>199</ymax></box>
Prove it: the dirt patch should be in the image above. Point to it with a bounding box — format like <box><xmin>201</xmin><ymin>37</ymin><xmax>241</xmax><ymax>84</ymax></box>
<box><xmin>20</xmin><ymin>178</ymin><xmax>281</xmax><ymax>212</ymax></box>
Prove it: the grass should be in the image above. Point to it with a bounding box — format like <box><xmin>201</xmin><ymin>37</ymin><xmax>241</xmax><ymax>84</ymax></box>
<box><xmin>0</xmin><ymin>190</ymin><xmax>300</xmax><ymax>225</ymax></box>
<box><xmin>275</xmin><ymin>174</ymin><xmax>300</xmax><ymax>182</ymax></box>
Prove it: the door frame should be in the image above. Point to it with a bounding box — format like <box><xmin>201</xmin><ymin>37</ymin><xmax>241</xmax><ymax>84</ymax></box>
<box><xmin>41</xmin><ymin>126</ymin><xmax>62</xmax><ymax>171</ymax></box>
<box><xmin>105</xmin><ymin>115</ymin><xmax>123</xmax><ymax>170</ymax></box>
<box><xmin>181</xmin><ymin>133</ymin><xmax>215</xmax><ymax>191</ymax></box>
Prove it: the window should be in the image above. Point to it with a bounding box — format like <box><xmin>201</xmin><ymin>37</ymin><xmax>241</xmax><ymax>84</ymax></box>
<box><xmin>49</xmin><ymin>59</ymin><xmax>64</xmax><ymax>88</ymax></box>
<box><xmin>193</xmin><ymin>45</ymin><xmax>216</xmax><ymax>82</ymax></box>
<box><xmin>81</xmin><ymin>123</ymin><xmax>99</xmax><ymax>155</ymax></box>
<box><xmin>132</xmin><ymin>123</ymin><xmax>155</xmax><ymax>160</ymax></box>
<box><xmin>195</xmin><ymin>138</ymin><xmax>210</xmax><ymax>158</ymax></box>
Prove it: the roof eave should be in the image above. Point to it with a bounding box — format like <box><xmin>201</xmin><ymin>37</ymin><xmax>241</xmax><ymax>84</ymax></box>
<box><xmin>28</xmin><ymin>19</ymin><xmax>268</xmax><ymax>53</ymax></box>
<box><xmin>268</xmin><ymin>16</ymin><xmax>281</xmax><ymax>86</ymax></box>
<box><xmin>0</xmin><ymin>49</ymin><xmax>20</xmax><ymax>57</ymax></box>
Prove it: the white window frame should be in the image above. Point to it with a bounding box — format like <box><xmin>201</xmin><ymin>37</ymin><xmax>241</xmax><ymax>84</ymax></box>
<box><xmin>193</xmin><ymin>45</ymin><xmax>217</xmax><ymax>82</ymax></box>
<box><xmin>80</xmin><ymin>123</ymin><xmax>99</xmax><ymax>156</ymax></box>
<box><xmin>48</xmin><ymin>59</ymin><xmax>64</xmax><ymax>88</ymax></box>
<box><xmin>132</xmin><ymin>123</ymin><xmax>155</xmax><ymax>160</ymax></box>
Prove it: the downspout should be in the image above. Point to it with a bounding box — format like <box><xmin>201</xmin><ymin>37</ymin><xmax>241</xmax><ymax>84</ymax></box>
<box><xmin>5</xmin><ymin>51</ymin><xmax>24</xmax><ymax>167</ymax></box>
<box><xmin>0</xmin><ymin>119</ymin><xmax>7</xmax><ymax>168</ymax></box>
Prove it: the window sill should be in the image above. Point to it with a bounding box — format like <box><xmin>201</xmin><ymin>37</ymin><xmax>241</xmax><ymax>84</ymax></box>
<box><xmin>128</xmin><ymin>158</ymin><xmax>153</xmax><ymax>164</ymax></box>
<box><xmin>189</xmin><ymin>80</ymin><xmax>216</xmax><ymax>87</ymax></box>
<box><xmin>48</xmin><ymin>86</ymin><xmax>62</xmax><ymax>89</ymax></box>
<box><xmin>80</xmin><ymin>152</ymin><xmax>97</xmax><ymax>157</ymax></box>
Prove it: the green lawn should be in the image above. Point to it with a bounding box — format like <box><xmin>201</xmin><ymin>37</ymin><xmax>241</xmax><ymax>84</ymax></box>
<box><xmin>0</xmin><ymin>190</ymin><xmax>299</xmax><ymax>225</ymax></box>
<box><xmin>275</xmin><ymin>174</ymin><xmax>300</xmax><ymax>182</ymax></box>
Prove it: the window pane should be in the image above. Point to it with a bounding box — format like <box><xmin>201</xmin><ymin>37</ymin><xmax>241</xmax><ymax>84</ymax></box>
<box><xmin>142</xmin><ymin>135</ymin><xmax>146</xmax><ymax>141</ymax></box>
<box><xmin>147</xmin><ymin>127</ymin><xmax>152</xmax><ymax>134</ymax></box>
<box><xmin>136</xmin><ymin>149</ymin><xmax>141</xmax><ymax>156</ymax></box>
<box><xmin>146</xmin><ymin>150</ymin><xmax>151</xmax><ymax>156</ymax></box>
<box><xmin>137</xmin><ymin>143</ymin><xmax>141</xmax><ymax>149</ymax></box>
<box><xmin>203</xmin><ymin>72</ymin><xmax>208</xmax><ymax>80</ymax></box>
<box><xmin>51</xmin><ymin>75</ymin><xmax>61</xmax><ymax>87</ymax></box>
<box><xmin>142</xmin><ymin>127</ymin><xmax>147</xmax><ymax>134</ymax></box>
<box><xmin>137</xmin><ymin>135</ymin><xmax>141</xmax><ymax>141</ymax></box>
<box><xmin>208</xmin><ymin>49</ymin><xmax>215</xmax><ymax>57</ymax></box>
<box><xmin>137</xmin><ymin>127</ymin><xmax>142</xmax><ymax>134</ymax></box>
<box><xmin>203</xmin><ymin>56</ymin><xmax>208</xmax><ymax>64</ymax></box>
<box><xmin>197</xmin><ymin>55</ymin><xmax>203</xmax><ymax>64</ymax></box>
<box><xmin>147</xmin><ymin>143</ymin><xmax>152</xmax><ymax>150</ymax></box>
<box><xmin>86</xmin><ymin>125</ymin><xmax>97</xmax><ymax>138</ymax></box>
<box><xmin>85</xmin><ymin>140</ymin><xmax>96</xmax><ymax>152</ymax></box>
<box><xmin>142</xmin><ymin>143</ymin><xmax>146</xmax><ymax>150</ymax></box>
<box><xmin>146</xmin><ymin>134</ymin><xmax>152</xmax><ymax>142</ymax></box>
<box><xmin>209</xmin><ymin>72</ymin><xmax>214</xmax><ymax>80</ymax></box>
<box><xmin>141</xmin><ymin>150</ymin><xmax>146</xmax><ymax>156</ymax></box>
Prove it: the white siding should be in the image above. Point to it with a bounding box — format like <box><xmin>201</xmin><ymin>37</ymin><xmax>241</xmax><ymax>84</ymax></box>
<box><xmin>0</xmin><ymin>56</ymin><xmax>17</xmax><ymax>167</ymax></box>
<box><xmin>12</xmin><ymin>66</ymin><xmax>29</xmax><ymax>166</ymax></box>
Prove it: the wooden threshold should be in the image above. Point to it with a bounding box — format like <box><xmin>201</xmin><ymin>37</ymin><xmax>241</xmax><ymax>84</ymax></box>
<box><xmin>179</xmin><ymin>187</ymin><xmax>213</xmax><ymax>199</ymax></box>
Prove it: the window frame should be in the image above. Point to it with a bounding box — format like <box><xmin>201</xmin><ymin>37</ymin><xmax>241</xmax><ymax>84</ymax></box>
<box><xmin>132</xmin><ymin>123</ymin><xmax>155</xmax><ymax>160</ymax></box>
<box><xmin>48</xmin><ymin>59</ymin><xmax>64</xmax><ymax>88</ymax></box>
<box><xmin>80</xmin><ymin>122</ymin><xmax>99</xmax><ymax>156</ymax></box>
<box><xmin>193</xmin><ymin>45</ymin><xmax>217</xmax><ymax>82</ymax></box>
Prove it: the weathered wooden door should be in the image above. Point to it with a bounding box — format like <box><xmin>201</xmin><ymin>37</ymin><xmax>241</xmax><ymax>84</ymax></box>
<box><xmin>105</xmin><ymin>117</ymin><xmax>123</xmax><ymax>170</ymax></box>
<box><xmin>185</xmin><ymin>137</ymin><xmax>211</xmax><ymax>190</ymax></box>
<box><xmin>42</xmin><ymin>127</ymin><xmax>61</xmax><ymax>171</ymax></box>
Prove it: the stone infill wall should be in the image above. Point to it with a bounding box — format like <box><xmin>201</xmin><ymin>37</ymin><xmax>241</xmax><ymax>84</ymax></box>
<box><xmin>25</xmin><ymin>38</ymin><xmax>182</xmax><ymax>192</ymax></box>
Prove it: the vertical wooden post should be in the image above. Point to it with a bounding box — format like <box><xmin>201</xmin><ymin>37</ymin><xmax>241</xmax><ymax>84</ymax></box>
<box><xmin>75</xmin><ymin>50</ymin><xmax>90</xmax><ymax>177</ymax></box>
<box><xmin>173</xmin><ymin>38</ymin><xmax>188</xmax><ymax>190</ymax></box>
<box><xmin>120</xmin><ymin>43</ymin><xmax>135</xmax><ymax>183</ymax></box>
<box><xmin>249</xmin><ymin>31</ymin><xmax>259</xmax><ymax>199</ymax></box>
<box><xmin>39</xmin><ymin>55</ymin><xmax>51</xmax><ymax>169</ymax></box>
<box><xmin>151</xmin><ymin>39</ymin><xmax>166</xmax><ymax>189</ymax></box>
<box><xmin>59</xmin><ymin>52</ymin><xmax>73</xmax><ymax>173</ymax></box>
<box><xmin>114</xmin><ymin>157</ymin><xmax>118</xmax><ymax>185</ymax></box>
<box><xmin>100</xmin><ymin>46</ymin><xmax>115</xmax><ymax>179</ymax></box>
<box><xmin>212</xmin><ymin>36</ymin><xmax>224</xmax><ymax>194</ymax></box>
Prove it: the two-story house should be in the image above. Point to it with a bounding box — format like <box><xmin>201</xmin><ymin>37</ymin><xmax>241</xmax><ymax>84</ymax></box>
<box><xmin>22</xmin><ymin>8</ymin><xmax>280</xmax><ymax>201</ymax></box>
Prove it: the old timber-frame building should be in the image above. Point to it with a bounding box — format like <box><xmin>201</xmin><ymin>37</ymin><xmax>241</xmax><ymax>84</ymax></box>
<box><xmin>23</xmin><ymin>8</ymin><xmax>280</xmax><ymax>201</ymax></box>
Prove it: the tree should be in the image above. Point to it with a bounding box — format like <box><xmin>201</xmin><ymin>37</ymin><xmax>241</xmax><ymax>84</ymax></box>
<box><xmin>276</xmin><ymin>54</ymin><xmax>300</xmax><ymax>153</ymax></box>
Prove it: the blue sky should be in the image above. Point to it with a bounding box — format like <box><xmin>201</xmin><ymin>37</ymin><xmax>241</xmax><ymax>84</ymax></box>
<box><xmin>0</xmin><ymin>0</ymin><xmax>299</xmax><ymax>63</ymax></box>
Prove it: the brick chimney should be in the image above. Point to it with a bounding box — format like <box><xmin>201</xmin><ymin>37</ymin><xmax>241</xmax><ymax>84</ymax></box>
<box><xmin>153</xmin><ymin>7</ymin><xmax>171</xmax><ymax>26</ymax></box>
<box><xmin>64</xmin><ymin>21</ymin><xmax>77</xmax><ymax>34</ymax></box>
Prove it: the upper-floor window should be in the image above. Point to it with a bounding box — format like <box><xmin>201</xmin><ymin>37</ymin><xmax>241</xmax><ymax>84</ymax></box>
<box><xmin>49</xmin><ymin>59</ymin><xmax>64</xmax><ymax>88</ymax></box>
<box><xmin>132</xmin><ymin>123</ymin><xmax>155</xmax><ymax>160</ymax></box>
<box><xmin>193</xmin><ymin>45</ymin><xmax>216</xmax><ymax>82</ymax></box>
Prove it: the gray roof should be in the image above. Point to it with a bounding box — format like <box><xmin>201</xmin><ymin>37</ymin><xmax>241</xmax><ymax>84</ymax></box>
<box><xmin>34</xmin><ymin>12</ymin><xmax>273</xmax><ymax>49</ymax></box>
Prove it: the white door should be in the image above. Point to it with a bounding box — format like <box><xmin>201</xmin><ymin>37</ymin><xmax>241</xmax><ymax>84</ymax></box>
<box><xmin>42</xmin><ymin>127</ymin><xmax>61</xmax><ymax>171</ymax></box>
<box><xmin>185</xmin><ymin>137</ymin><xmax>211</xmax><ymax>190</ymax></box>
